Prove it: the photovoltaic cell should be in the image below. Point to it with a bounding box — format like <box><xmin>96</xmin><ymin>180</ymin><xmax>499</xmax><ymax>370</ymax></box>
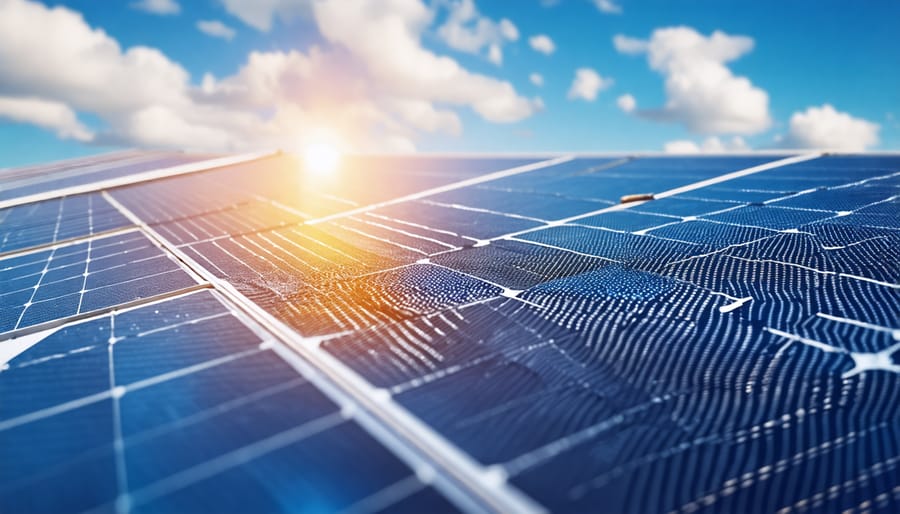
<box><xmin>0</xmin><ymin>230</ymin><xmax>196</xmax><ymax>335</ymax></box>
<box><xmin>0</xmin><ymin>193</ymin><xmax>131</xmax><ymax>255</ymax></box>
<box><xmin>1</xmin><ymin>152</ymin><xmax>898</xmax><ymax>513</ymax></box>
<box><xmin>0</xmin><ymin>291</ymin><xmax>441</xmax><ymax>514</ymax></box>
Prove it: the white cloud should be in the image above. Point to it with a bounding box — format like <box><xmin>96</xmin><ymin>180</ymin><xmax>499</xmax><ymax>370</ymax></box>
<box><xmin>219</xmin><ymin>0</ymin><xmax>526</xmax><ymax>67</ymax></box>
<box><xmin>388</xmin><ymin>98</ymin><xmax>462</xmax><ymax>135</ymax></box>
<box><xmin>663</xmin><ymin>140</ymin><xmax>701</xmax><ymax>154</ymax></box>
<box><xmin>781</xmin><ymin>104</ymin><xmax>880</xmax><ymax>151</ymax></box>
<box><xmin>131</xmin><ymin>0</ymin><xmax>180</xmax><ymax>15</ymax></box>
<box><xmin>197</xmin><ymin>20</ymin><xmax>236</xmax><ymax>40</ymax></box>
<box><xmin>0</xmin><ymin>96</ymin><xmax>94</xmax><ymax>141</ymax></box>
<box><xmin>0</xmin><ymin>0</ymin><xmax>192</xmax><ymax>120</ymax></box>
<box><xmin>614</xmin><ymin>26</ymin><xmax>771</xmax><ymax>135</ymax></box>
<box><xmin>664</xmin><ymin>136</ymin><xmax>749</xmax><ymax>154</ymax></box>
<box><xmin>436</xmin><ymin>0</ymin><xmax>518</xmax><ymax>65</ymax></box>
<box><xmin>612</xmin><ymin>34</ymin><xmax>647</xmax><ymax>55</ymax></box>
<box><xmin>499</xmin><ymin>19</ymin><xmax>519</xmax><ymax>40</ymax></box>
<box><xmin>529</xmin><ymin>73</ymin><xmax>544</xmax><ymax>87</ymax></box>
<box><xmin>567</xmin><ymin>68</ymin><xmax>612</xmax><ymax>102</ymax></box>
<box><xmin>0</xmin><ymin>0</ymin><xmax>537</xmax><ymax>153</ymax></box>
<box><xmin>617</xmin><ymin>93</ymin><xmax>636</xmax><ymax>113</ymax></box>
<box><xmin>529</xmin><ymin>34</ymin><xmax>555</xmax><ymax>55</ymax></box>
<box><xmin>594</xmin><ymin>0</ymin><xmax>622</xmax><ymax>14</ymax></box>
<box><xmin>312</xmin><ymin>0</ymin><xmax>539</xmax><ymax>123</ymax></box>
<box><xmin>487</xmin><ymin>44</ymin><xmax>502</xmax><ymax>65</ymax></box>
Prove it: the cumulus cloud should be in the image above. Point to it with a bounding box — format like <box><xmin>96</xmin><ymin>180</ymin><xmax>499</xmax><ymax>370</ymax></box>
<box><xmin>388</xmin><ymin>98</ymin><xmax>463</xmax><ymax>135</ymax></box>
<box><xmin>0</xmin><ymin>0</ymin><xmax>538</xmax><ymax>153</ymax></box>
<box><xmin>530</xmin><ymin>73</ymin><xmax>544</xmax><ymax>87</ymax></box>
<box><xmin>197</xmin><ymin>20</ymin><xmax>236</xmax><ymax>40</ymax></box>
<box><xmin>529</xmin><ymin>34</ymin><xmax>555</xmax><ymax>55</ymax></box>
<box><xmin>594</xmin><ymin>0</ymin><xmax>622</xmax><ymax>14</ymax></box>
<box><xmin>217</xmin><ymin>0</ymin><xmax>540</xmax><ymax>122</ymax></box>
<box><xmin>437</xmin><ymin>0</ymin><xmax>518</xmax><ymax>65</ymax></box>
<box><xmin>664</xmin><ymin>136</ymin><xmax>749</xmax><ymax>154</ymax></box>
<box><xmin>781</xmin><ymin>104</ymin><xmax>880</xmax><ymax>151</ymax></box>
<box><xmin>567</xmin><ymin>68</ymin><xmax>612</xmax><ymax>102</ymax></box>
<box><xmin>131</xmin><ymin>0</ymin><xmax>180</xmax><ymax>15</ymax></box>
<box><xmin>312</xmin><ymin>0</ymin><xmax>539</xmax><ymax>123</ymax></box>
<box><xmin>617</xmin><ymin>93</ymin><xmax>636</xmax><ymax>113</ymax></box>
<box><xmin>614</xmin><ymin>26</ymin><xmax>771</xmax><ymax>135</ymax></box>
<box><xmin>0</xmin><ymin>0</ymin><xmax>192</xmax><ymax>126</ymax></box>
<box><xmin>0</xmin><ymin>96</ymin><xmax>94</xmax><ymax>141</ymax></box>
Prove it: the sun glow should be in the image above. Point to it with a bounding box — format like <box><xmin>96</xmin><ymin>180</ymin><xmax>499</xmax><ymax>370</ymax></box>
<box><xmin>303</xmin><ymin>142</ymin><xmax>341</xmax><ymax>175</ymax></box>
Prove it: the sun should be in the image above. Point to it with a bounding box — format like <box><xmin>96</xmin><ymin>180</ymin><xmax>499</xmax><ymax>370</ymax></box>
<box><xmin>303</xmin><ymin>142</ymin><xmax>341</xmax><ymax>175</ymax></box>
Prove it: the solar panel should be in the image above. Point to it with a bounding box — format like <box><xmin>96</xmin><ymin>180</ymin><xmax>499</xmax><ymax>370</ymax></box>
<box><xmin>1</xmin><ymin>151</ymin><xmax>898</xmax><ymax>513</ymax></box>
<box><xmin>0</xmin><ymin>151</ymin><xmax>219</xmax><ymax>201</ymax></box>
<box><xmin>0</xmin><ymin>193</ymin><xmax>132</xmax><ymax>255</ymax></box>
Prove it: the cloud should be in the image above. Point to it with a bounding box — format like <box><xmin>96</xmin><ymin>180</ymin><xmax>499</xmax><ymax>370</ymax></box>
<box><xmin>219</xmin><ymin>0</ymin><xmax>539</xmax><ymax>121</ymax></box>
<box><xmin>616</xmin><ymin>93</ymin><xmax>636</xmax><ymax>113</ymax></box>
<box><xmin>529</xmin><ymin>34</ymin><xmax>555</xmax><ymax>55</ymax></box>
<box><xmin>197</xmin><ymin>20</ymin><xmax>236</xmax><ymax>40</ymax></box>
<box><xmin>529</xmin><ymin>73</ymin><xmax>544</xmax><ymax>87</ymax></box>
<box><xmin>664</xmin><ymin>136</ymin><xmax>749</xmax><ymax>154</ymax></box>
<box><xmin>567</xmin><ymin>68</ymin><xmax>612</xmax><ymax>102</ymax></box>
<box><xmin>0</xmin><ymin>0</ymin><xmax>537</xmax><ymax>154</ymax></box>
<box><xmin>594</xmin><ymin>0</ymin><xmax>622</xmax><ymax>14</ymax></box>
<box><xmin>387</xmin><ymin>98</ymin><xmax>463</xmax><ymax>135</ymax></box>
<box><xmin>0</xmin><ymin>0</ymin><xmax>192</xmax><ymax>121</ymax></box>
<box><xmin>131</xmin><ymin>0</ymin><xmax>180</xmax><ymax>15</ymax></box>
<box><xmin>612</xmin><ymin>34</ymin><xmax>647</xmax><ymax>55</ymax></box>
<box><xmin>781</xmin><ymin>104</ymin><xmax>880</xmax><ymax>151</ymax></box>
<box><xmin>487</xmin><ymin>44</ymin><xmax>502</xmax><ymax>65</ymax></box>
<box><xmin>0</xmin><ymin>96</ymin><xmax>94</xmax><ymax>141</ymax></box>
<box><xmin>312</xmin><ymin>0</ymin><xmax>539</xmax><ymax>123</ymax></box>
<box><xmin>614</xmin><ymin>26</ymin><xmax>771</xmax><ymax>135</ymax></box>
<box><xmin>436</xmin><ymin>0</ymin><xmax>518</xmax><ymax>66</ymax></box>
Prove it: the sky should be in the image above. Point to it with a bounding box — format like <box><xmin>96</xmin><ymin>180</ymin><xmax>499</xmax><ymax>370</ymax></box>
<box><xmin>0</xmin><ymin>0</ymin><xmax>898</xmax><ymax>167</ymax></box>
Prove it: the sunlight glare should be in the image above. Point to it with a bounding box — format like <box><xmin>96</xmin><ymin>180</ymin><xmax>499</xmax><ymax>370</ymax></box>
<box><xmin>303</xmin><ymin>143</ymin><xmax>341</xmax><ymax>175</ymax></box>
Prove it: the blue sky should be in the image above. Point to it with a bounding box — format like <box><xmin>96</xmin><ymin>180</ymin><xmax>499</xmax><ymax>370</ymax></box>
<box><xmin>0</xmin><ymin>0</ymin><xmax>898</xmax><ymax>167</ymax></box>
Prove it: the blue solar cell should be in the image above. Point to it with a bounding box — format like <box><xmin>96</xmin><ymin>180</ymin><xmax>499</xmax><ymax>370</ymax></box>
<box><xmin>0</xmin><ymin>193</ymin><xmax>131</xmax><ymax>254</ymax></box>
<box><xmin>702</xmin><ymin>204</ymin><xmax>836</xmax><ymax>230</ymax></box>
<box><xmin>631</xmin><ymin>197</ymin><xmax>737</xmax><ymax>217</ymax></box>
<box><xmin>431</xmin><ymin>238</ymin><xmax>607</xmax><ymax>290</ymax></box>
<box><xmin>0</xmin><ymin>401</ymin><xmax>118</xmax><ymax>513</ymax></box>
<box><xmin>0</xmin><ymin>231</ymin><xmax>197</xmax><ymax>335</ymax></box>
<box><xmin>0</xmin><ymin>290</ymin><xmax>439</xmax><ymax>513</ymax></box>
<box><xmin>648</xmin><ymin>218</ymin><xmax>780</xmax><ymax>246</ymax></box>
<box><xmin>578</xmin><ymin>209</ymin><xmax>679</xmax><ymax>232</ymax></box>
<box><xmin>770</xmin><ymin>183</ymin><xmax>891</xmax><ymax>211</ymax></box>
<box><xmin>373</xmin><ymin>487</ymin><xmax>462</xmax><ymax>514</ymax></box>
<box><xmin>429</xmin><ymin>187</ymin><xmax>610</xmax><ymax>220</ymax></box>
<box><xmin>517</xmin><ymin>225</ymin><xmax>709</xmax><ymax>268</ymax></box>
<box><xmin>375</xmin><ymin>200</ymin><xmax>542</xmax><ymax>240</ymax></box>
<box><xmin>132</xmin><ymin>421</ymin><xmax>421</xmax><ymax>514</ymax></box>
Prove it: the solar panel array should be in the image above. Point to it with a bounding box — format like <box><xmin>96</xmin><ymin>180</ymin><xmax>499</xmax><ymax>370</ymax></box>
<box><xmin>1</xmin><ymin>151</ymin><xmax>898</xmax><ymax>513</ymax></box>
